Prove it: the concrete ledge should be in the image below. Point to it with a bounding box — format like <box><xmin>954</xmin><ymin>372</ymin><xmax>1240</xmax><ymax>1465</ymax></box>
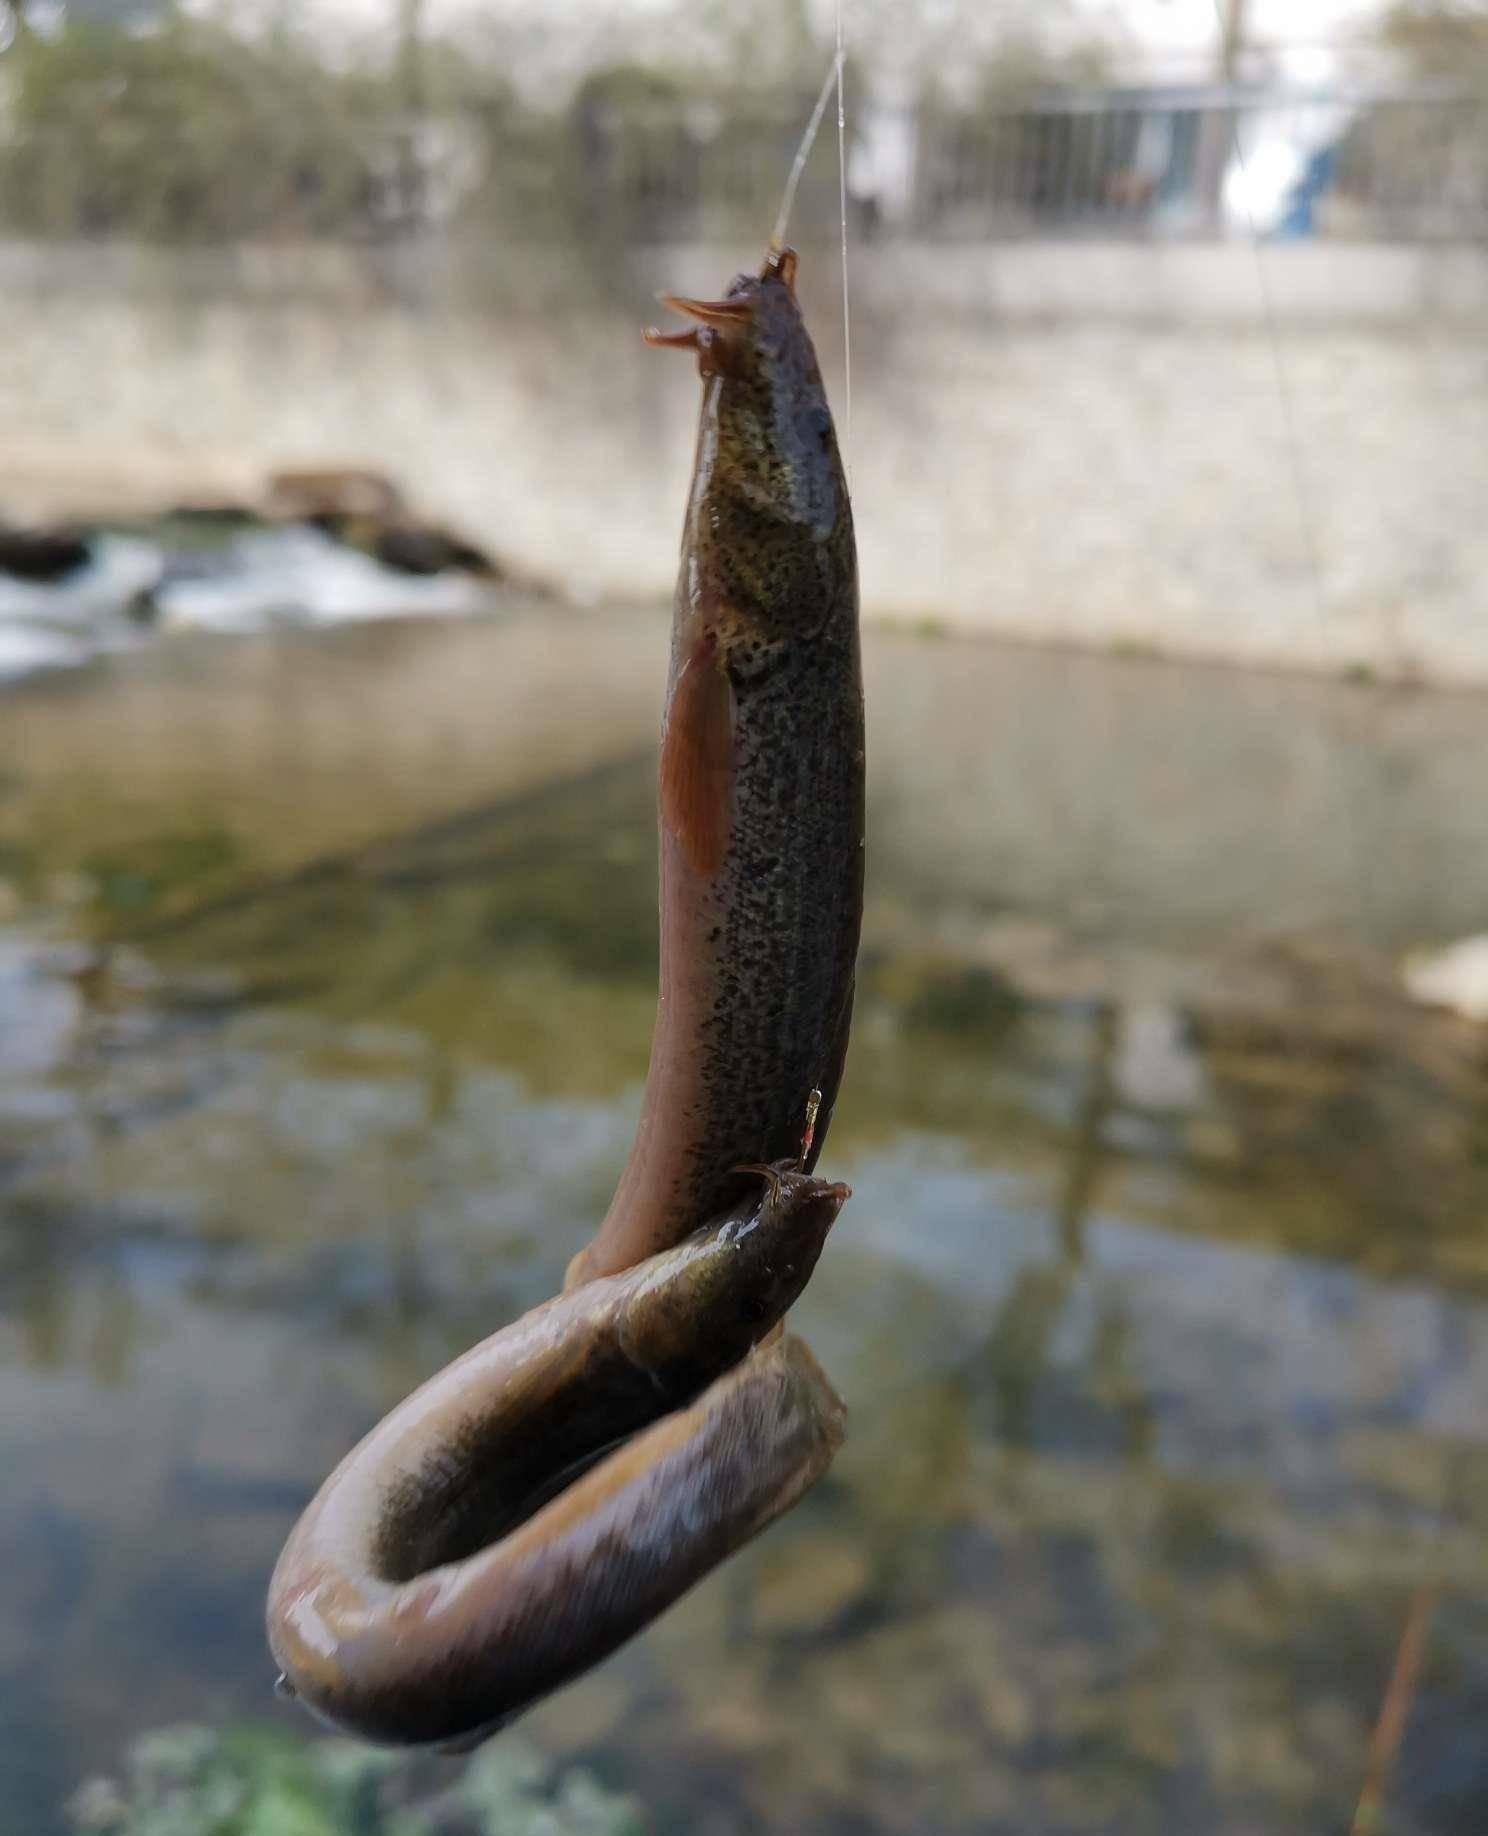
<box><xmin>861</xmin><ymin>240</ymin><xmax>1488</xmax><ymax>328</ymax></box>
<box><xmin>6</xmin><ymin>236</ymin><xmax>1487</xmax><ymax>328</ymax></box>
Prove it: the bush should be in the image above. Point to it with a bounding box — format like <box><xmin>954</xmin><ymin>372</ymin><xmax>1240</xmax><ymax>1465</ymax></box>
<box><xmin>0</xmin><ymin>15</ymin><xmax>384</xmax><ymax>239</ymax></box>
<box><xmin>65</xmin><ymin>1722</ymin><xmax>648</xmax><ymax>1836</ymax></box>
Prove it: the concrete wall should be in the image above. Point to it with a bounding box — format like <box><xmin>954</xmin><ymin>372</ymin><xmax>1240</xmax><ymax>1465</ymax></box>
<box><xmin>5</xmin><ymin>238</ymin><xmax>1487</xmax><ymax>682</ymax></box>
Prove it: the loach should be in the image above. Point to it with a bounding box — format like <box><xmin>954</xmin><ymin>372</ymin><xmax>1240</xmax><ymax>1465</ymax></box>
<box><xmin>569</xmin><ymin>245</ymin><xmax>864</xmax><ymax>1286</ymax></box>
<box><xmin>267</xmin><ymin>249</ymin><xmax>860</xmax><ymax>1748</ymax></box>
<box><xmin>266</xmin><ymin>1166</ymin><xmax>847</xmax><ymax>1747</ymax></box>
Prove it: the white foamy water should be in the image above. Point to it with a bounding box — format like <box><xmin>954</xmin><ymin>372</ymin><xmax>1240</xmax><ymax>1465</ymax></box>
<box><xmin>0</xmin><ymin>623</ymin><xmax>93</xmax><ymax>680</ymax></box>
<box><xmin>0</xmin><ymin>533</ymin><xmax>162</xmax><ymax>628</ymax></box>
<box><xmin>156</xmin><ymin>525</ymin><xmax>490</xmax><ymax>633</ymax></box>
<box><xmin>0</xmin><ymin>524</ymin><xmax>495</xmax><ymax>681</ymax></box>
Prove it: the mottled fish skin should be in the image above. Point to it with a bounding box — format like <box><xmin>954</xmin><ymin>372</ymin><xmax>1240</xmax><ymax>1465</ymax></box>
<box><xmin>572</xmin><ymin>246</ymin><xmax>864</xmax><ymax>1285</ymax></box>
<box><xmin>266</xmin><ymin>1167</ymin><xmax>848</xmax><ymax>1747</ymax></box>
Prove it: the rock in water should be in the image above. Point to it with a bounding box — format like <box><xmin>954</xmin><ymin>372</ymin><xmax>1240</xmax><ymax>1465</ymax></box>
<box><xmin>0</xmin><ymin>524</ymin><xmax>90</xmax><ymax>582</ymax></box>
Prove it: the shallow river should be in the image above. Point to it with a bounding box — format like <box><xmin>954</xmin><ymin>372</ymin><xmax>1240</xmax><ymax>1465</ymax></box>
<box><xmin>3</xmin><ymin>610</ymin><xmax>1487</xmax><ymax>1835</ymax></box>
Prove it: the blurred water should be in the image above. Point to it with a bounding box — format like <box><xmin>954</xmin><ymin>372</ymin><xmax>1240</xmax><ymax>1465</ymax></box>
<box><xmin>0</xmin><ymin>524</ymin><xmax>494</xmax><ymax>684</ymax></box>
<box><xmin>2</xmin><ymin>612</ymin><xmax>1487</xmax><ymax>1835</ymax></box>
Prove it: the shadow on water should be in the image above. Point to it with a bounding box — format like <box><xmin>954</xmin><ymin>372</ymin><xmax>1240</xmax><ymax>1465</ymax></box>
<box><xmin>3</xmin><ymin>613</ymin><xmax>1488</xmax><ymax>1834</ymax></box>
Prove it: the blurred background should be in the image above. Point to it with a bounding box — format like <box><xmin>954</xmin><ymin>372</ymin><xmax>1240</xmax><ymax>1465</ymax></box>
<box><xmin>3</xmin><ymin>2</ymin><xmax>1488</xmax><ymax>1833</ymax></box>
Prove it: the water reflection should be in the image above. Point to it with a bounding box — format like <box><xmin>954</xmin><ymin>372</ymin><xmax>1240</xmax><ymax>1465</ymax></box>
<box><xmin>2</xmin><ymin>618</ymin><xmax>1488</xmax><ymax>1834</ymax></box>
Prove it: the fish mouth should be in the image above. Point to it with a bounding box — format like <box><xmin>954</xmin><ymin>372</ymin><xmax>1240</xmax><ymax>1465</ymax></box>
<box><xmin>731</xmin><ymin>1163</ymin><xmax>851</xmax><ymax>1224</ymax></box>
<box><xmin>657</xmin><ymin>243</ymin><xmax>797</xmax><ymax>320</ymax></box>
<box><xmin>643</xmin><ymin>246</ymin><xmax>797</xmax><ymax>354</ymax></box>
<box><xmin>642</xmin><ymin>291</ymin><xmax>754</xmax><ymax>356</ymax></box>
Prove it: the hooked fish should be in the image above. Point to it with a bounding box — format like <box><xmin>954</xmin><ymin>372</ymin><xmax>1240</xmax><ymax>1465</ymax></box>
<box><xmin>267</xmin><ymin>247</ymin><xmax>860</xmax><ymax>1749</ymax></box>
<box><xmin>265</xmin><ymin>1165</ymin><xmax>848</xmax><ymax>1747</ymax></box>
<box><xmin>569</xmin><ymin>244</ymin><xmax>864</xmax><ymax>1285</ymax></box>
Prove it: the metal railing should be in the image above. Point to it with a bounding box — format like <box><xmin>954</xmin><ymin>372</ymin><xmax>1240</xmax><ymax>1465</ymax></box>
<box><xmin>4</xmin><ymin>81</ymin><xmax>1486</xmax><ymax>244</ymax></box>
<box><xmin>579</xmin><ymin>85</ymin><xmax>1488</xmax><ymax>245</ymax></box>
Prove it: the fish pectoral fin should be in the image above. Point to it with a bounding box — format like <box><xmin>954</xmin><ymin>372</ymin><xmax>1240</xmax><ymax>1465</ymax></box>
<box><xmin>661</xmin><ymin>632</ymin><xmax>735</xmax><ymax>876</ymax></box>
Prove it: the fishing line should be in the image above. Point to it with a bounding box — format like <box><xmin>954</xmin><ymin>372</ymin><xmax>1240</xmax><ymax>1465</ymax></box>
<box><xmin>770</xmin><ymin>52</ymin><xmax>840</xmax><ymax>250</ymax></box>
<box><xmin>770</xmin><ymin>15</ymin><xmax>853</xmax><ymax>478</ymax></box>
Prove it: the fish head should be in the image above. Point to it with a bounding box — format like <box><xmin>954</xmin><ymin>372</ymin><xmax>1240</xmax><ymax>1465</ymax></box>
<box><xmin>645</xmin><ymin>247</ymin><xmax>855</xmax><ymax>665</ymax></box>
<box><xmin>704</xmin><ymin>1159</ymin><xmax>849</xmax><ymax>1338</ymax></box>
<box><xmin>621</xmin><ymin>1159</ymin><xmax>848</xmax><ymax>1378</ymax></box>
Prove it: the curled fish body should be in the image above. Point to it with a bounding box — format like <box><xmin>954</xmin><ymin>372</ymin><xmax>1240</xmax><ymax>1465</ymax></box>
<box><xmin>266</xmin><ymin>1167</ymin><xmax>848</xmax><ymax>1746</ymax></box>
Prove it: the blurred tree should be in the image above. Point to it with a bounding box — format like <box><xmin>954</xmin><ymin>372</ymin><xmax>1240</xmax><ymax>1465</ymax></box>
<box><xmin>58</xmin><ymin>0</ymin><xmax>166</xmax><ymax>20</ymax></box>
<box><xmin>0</xmin><ymin>11</ymin><xmax>386</xmax><ymax>239</ymax></box>
<box><xmin>691</xmin><ymin>0</ymin><xmax>816</xmax><ymax>93</ymax></box>
<box><xmin>1384</xmin><ymin>0</ymin><xmax>1488</xmax><ymax>84</ymax></box>
<box><xmin>0</xmin><ymin>0</ymin><xmax>1147</xmax><ymax>252</ymax></box>
<box><xmin>392</xmin><ymin>0</ymin><xmax>427</xmax><ymax>228</ymax></box>
<box><xmin>1335</xmin><ymin>1</ymin><xmax>1488</xmax><ymax>235</ymax></box>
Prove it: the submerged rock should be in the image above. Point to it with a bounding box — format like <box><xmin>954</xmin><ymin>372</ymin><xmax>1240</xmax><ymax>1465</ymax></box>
<box><xmin>262</xmin><ymin>468</ymin><xmax>406</xmax><ymax>521</ymax></box>
<box><xmin>0</xmin><ymin>525</ymin><xmax>91</xmax><ymax>583</ymax></box>
<box><xmin>309</xmin><ymin>511</ymin><xmax>501</xmax><ymax>580</ymax></box>
<box><xmin>265</xmin><ymin>469</ymin><xmax>502</xmax><ymax>582</ymax></box>
<box><xmin>371</xmin><ymin>522</ymin><xmax>499</xmax><ymax>579</ymax></box>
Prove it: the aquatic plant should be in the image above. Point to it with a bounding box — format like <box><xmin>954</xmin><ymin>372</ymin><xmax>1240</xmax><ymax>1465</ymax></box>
<box><xmin>65</xmin><ymin>1724</ymin><xmax>646</xmax><ymax>1836</ymax></box>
